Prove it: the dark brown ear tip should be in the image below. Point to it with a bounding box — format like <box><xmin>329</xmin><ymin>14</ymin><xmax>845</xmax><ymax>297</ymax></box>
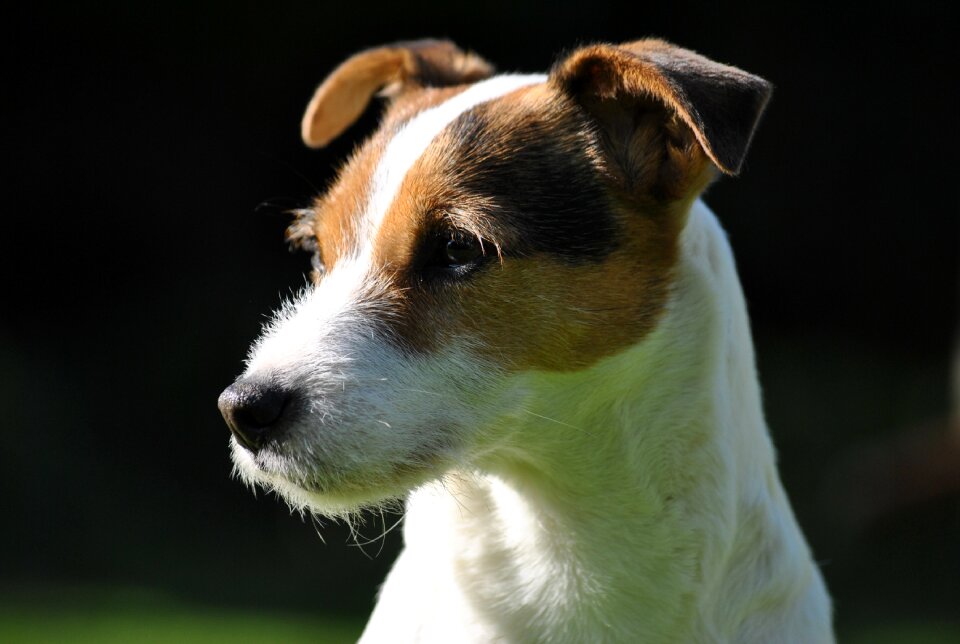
<box><xmin>750</xmin><ymin>75</ymin><xmax>775</xmax><ymax>109</ymax></box>
<box><xmin>717</xmin><ymin>157</ymin><xmax>746</xmax><ymax>176</ymax></box>
<box><xmin>742</xmin><ymin>81</ymin><xmax>775</xmax><ymax>173</ymax></box>
<box><xmin>549</xmin><ymin>38</ymin><xmax>776</xmax><ymax>184</ymax></box>
<box><xmin>703</xmin><ymin>72</ymin><xmax>774</xmax><ymax>175</ymax></box>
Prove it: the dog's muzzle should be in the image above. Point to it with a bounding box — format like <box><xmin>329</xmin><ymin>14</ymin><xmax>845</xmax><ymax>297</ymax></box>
<box><xmin>218</xmin><ymin>378</ymin><xmax>290</xmax><ymax>452</ymax></box>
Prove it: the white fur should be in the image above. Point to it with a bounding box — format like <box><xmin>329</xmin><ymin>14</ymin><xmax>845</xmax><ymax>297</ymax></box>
<box><xmin>358</xmin><ymin>201</ymin><xmax>833</xmax><ymax>642</ymax></box>
<box><xmin>237</xmin><ymin>264</ymin><xmax>507</xmax><ymax>514</ymax></box>
<box><xmin>235</xmin><ymin>78</ymin><xmax>833</xmax><ymax>640</ymax></box>
<box><xmin>235</xmin><ymin>75</ymin><xmax>545</xmax><ymax>515</ymax></box>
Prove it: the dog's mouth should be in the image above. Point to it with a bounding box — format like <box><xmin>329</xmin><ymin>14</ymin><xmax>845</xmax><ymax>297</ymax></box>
<box><xmin>230</xmin><ymin>429</ymin><xmax>457</xmax><ymax>514</ymax></box>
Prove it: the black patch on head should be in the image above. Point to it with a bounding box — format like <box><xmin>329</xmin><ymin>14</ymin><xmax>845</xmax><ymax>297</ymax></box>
<box><xmin>442</xmin><ymin>101</ymin><xmax>618</xmax><ymax>263</ymax></box>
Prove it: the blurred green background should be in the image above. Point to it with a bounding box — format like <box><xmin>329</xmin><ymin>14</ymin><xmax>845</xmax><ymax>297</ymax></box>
<box><xmin>2</xmin><ymin>1</ymin><xmax>957</xmax><ymax>641</ymax></box>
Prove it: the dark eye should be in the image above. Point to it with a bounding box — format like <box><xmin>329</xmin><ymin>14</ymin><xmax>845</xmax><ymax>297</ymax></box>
<box><xmin>420</xmin><ymin>231</ymin><xmax>488</xmax><ymax>279</ymax></box>
<box><xmin>444</xmin><ymin>235</ymin><xmax>484</xmax><ymax>267</ymax></box>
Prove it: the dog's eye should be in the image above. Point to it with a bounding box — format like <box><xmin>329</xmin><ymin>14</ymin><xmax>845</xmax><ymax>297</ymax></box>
<box><xmin>420</xmin><ymin>231</ymin><xmax>487</xmax><ymax>280</ymax></box>
<box><xmin>444</xmin><ymin>235</ymin><xmax>484</xmax><ymax>267</ymax></box>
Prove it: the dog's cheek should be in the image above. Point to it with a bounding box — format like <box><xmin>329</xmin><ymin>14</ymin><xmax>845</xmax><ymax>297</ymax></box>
<box><xmin>440</xmin><ymin>249</ymin><xmax>673</xmax><ymax>373</ymax></box>
<box><xmin>308</xmin><ymin>340</ymin><xmax>501</xmax><ymax>470</ymax></box>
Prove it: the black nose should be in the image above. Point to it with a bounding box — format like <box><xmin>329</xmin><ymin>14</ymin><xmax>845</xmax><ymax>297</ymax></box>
<box><xmin>218</xmin><ymin>379</ymin><xmax>290</xmax><ymax>452</ymax></box>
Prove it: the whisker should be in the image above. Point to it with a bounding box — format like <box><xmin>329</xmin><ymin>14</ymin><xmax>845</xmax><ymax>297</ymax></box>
<box><xmin>253</xmin><ymin>150</ymin><xmax>323</xmax><ymax>193</ymax></box>
<box><xmin>254</xmin><ymin>197</ymin><xmax>308</xmax><ymax>215</ymax></box>
<box><xmin>346</xmin><ymin>507</ymin><xmax>405</xmax><ymax>555</ymax></box>
<box><xmin>521</xmin><ymin>409</ymin><xmax>595</xmax><ymax>437</ymax></box>
<box><xmin>397</xmin><ymin>387</ymin><xmax>444</xmax><ymax>397</ymax></box>
<box><xmin>309</xmin><ymin>514</ymin><xmax>327</xmax><ymax>545</ymax></box>
<box><xmin>346</xmin><ymin>516</ymin><xmax>374</xmax><ymax>560</ymax></box>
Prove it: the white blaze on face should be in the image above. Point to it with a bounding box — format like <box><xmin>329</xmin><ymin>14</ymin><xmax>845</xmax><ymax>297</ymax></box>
<box><xmin>361</xmin><ymin>74</ymin><xmax>546</xmax><ymax>251</ymax></box>
<box><xmin>248</xmin><ymin>74</ymin><xmax>547</xmax><ymax>379</ymax></box>
<box><xmin>237</xmin><ymin>75</ymin><xmax>546</xmax><ymax>508</ymax></box>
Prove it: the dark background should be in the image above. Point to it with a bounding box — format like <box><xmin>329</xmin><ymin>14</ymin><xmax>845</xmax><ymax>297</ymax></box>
<box><xmin>3</xmin><ymin>1</ymin><xmax>957</xmax><ymax>638</ymax></box>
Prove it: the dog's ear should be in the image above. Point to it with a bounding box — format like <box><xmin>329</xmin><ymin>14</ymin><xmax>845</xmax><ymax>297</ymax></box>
<box><xmin>302</xmin><ymin>39</ymin><xmax>494</xmax><ymax>148</ymax></box>
<box><xmin>550</xmin><ymin>39</ymin><xmax>772</xmax><ymax>199</ymax></box>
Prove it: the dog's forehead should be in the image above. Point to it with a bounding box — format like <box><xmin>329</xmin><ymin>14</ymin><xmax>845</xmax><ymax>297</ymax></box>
<box><xmin>367</xmin><ymin>75</ymin><xmax>548</xmax><ymax>234</ymax></box>
<box><xmin>312</xmin><ymin>75</ymin><xmax>553</xmax><ymax>261</ymax></box>
<box><xmin>279</xmin><ymin>67</ymin><xmax>684</xmax><ymax>373</ymax></box>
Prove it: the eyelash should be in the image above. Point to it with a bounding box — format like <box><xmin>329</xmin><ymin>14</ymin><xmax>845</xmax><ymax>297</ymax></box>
<box><xmin>419</xmin><ymin>230</ymin><xmax>488</xmax><ymax>279</ymax></box>
<box><xmin>302</xmin><ymin>230</ymin><xmax>490</xmax><ymax>283</ymax></box>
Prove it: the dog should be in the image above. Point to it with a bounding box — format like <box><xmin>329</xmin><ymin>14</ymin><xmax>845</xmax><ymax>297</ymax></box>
<box><xmin>218</xmin><ymin>39</ymin><xmax>833</xmax><ymax>642</ymax></box>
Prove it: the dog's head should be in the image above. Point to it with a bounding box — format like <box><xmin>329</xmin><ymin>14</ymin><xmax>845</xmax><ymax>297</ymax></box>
<box><xmin>219</xmin><ymin>39</ymin><xmax>771</xmax><ymax>515</ymax></box>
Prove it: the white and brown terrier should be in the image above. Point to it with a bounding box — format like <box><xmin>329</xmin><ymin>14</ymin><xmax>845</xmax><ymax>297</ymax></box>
<box><xmin>219</xmin><ymin>39</ymin><xmax>833</xmax><ymax>642</ymax></box>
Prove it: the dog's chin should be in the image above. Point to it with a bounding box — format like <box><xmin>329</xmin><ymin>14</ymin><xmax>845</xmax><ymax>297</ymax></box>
<box><xmin>229</xmin><ymin>439</ymin><xmax>445</xmax><ymax>518</ymax></box>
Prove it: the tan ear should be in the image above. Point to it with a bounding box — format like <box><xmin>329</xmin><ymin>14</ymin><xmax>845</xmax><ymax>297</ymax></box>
<box><xmin>550</xmin><ymin>39</ymin><xmax>772</xmax><ymax>184</ymax></box>
<box><xmin>301</xmin><ymin>39</ymin><xmax>494</xmax><ymax>148</ymax></box>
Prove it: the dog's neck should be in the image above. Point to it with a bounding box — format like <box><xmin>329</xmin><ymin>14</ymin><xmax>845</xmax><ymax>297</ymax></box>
<box><xmin>364</xmin><ymin>200</ymin><xmax>830</xmax><ymax>642</ymax></box>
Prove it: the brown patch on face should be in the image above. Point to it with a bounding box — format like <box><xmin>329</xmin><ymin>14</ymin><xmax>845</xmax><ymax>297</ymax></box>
<box><xmin>286</xmin><ymin>136</ymin><xmax>384</xmax><ymax>273</ymax></box>
<box><xmin>479</xmin><ymin>223</ymin><xmax>680</xmax><ymax>372</ymax></box>
<box><xmin>288</xmin><ymin>84</ymin><xmax>476</xmax><ymax>280</ymax></box>
<box><xmin>295</xmin><ymin>54</ymin><xmax>746</xmax><ymax>373</ymax></box>
<box><xmin>426</xmin><ymin>200</ymin><xmax>684</xmax><ymax>373</ymax></box>
<box><xmin>282</xmin><ymin>39</ymin><xmax>773</xmax><ymax>380</ymax></box>
<box><xmin>360</xmin><ymin>82</ymin><xmax>695</xmax><ymax>372</ymax></box>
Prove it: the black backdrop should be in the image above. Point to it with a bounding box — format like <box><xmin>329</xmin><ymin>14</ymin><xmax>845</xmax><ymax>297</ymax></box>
<box><xmin>3</xmin><ymin>1</ymin><xmax>957</xmax><ymax>635</ymax></box>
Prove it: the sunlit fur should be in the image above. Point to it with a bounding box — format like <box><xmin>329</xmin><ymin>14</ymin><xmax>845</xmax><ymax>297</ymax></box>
<box><xmin>233</xmin><ymin>76</ymin><xmax>549</xmax><ymax>520</ymax></box>
<box><xmin>359</xmin><ymin>200</ymin><xmax>832</xmax><ymax>642</ymax></box>
<box><xmin>235</xmin><ymin>262</ymin><xmax>509</xmax><ymax>519</ymax></box>
<box><xmin>231</xmin><ymin>48</ymin><xmax>832</xmax><ymax>641</ymax></box>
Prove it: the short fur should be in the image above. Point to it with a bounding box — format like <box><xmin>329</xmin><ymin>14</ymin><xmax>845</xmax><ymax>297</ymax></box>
<box><xmin>220</xmin><ymin>38</ymin><xmax>833</xmax><ymax>642</ymax></box>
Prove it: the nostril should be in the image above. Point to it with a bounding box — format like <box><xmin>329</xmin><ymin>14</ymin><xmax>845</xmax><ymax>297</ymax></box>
<box><xmin>235</xmin><ymin>384</ymin><xmax>287</xmax><ymax>428</ymax></box>
<box><xmin>218</xmin><ymin>380</ymin><xmax>290</xmax><ymax>452</ymax></box>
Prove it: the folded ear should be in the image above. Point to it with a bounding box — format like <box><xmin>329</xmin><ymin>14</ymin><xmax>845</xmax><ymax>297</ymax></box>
<box><xmin>302</xmin><ymin>39</ymin><xmax>494</xmax><ymax>148</ymax></box>
<box><xmin>550</xmin><ymin>39</ymin><xmax>772</xmax><ymax>197</ymax></box>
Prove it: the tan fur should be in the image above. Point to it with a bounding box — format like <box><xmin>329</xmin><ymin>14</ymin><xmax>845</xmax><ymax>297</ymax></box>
<box><xmin>445</xmin><ymin>221</ymin><xmax>680</xmax><ymax>372</ymax></box>
<box><xmin>340</xmin><ymin>82</ymin><xmax>699</xmax><ymax>370</ymax></box>
<box><xmin>302</xmin><ymin>40</ymin><xmax>493</xmax><ymax>148</ymax></box>
<box><xmin>287</xmin><ymin>138</ymin><xmax>385</xmax><ymax>271</ymax></box>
